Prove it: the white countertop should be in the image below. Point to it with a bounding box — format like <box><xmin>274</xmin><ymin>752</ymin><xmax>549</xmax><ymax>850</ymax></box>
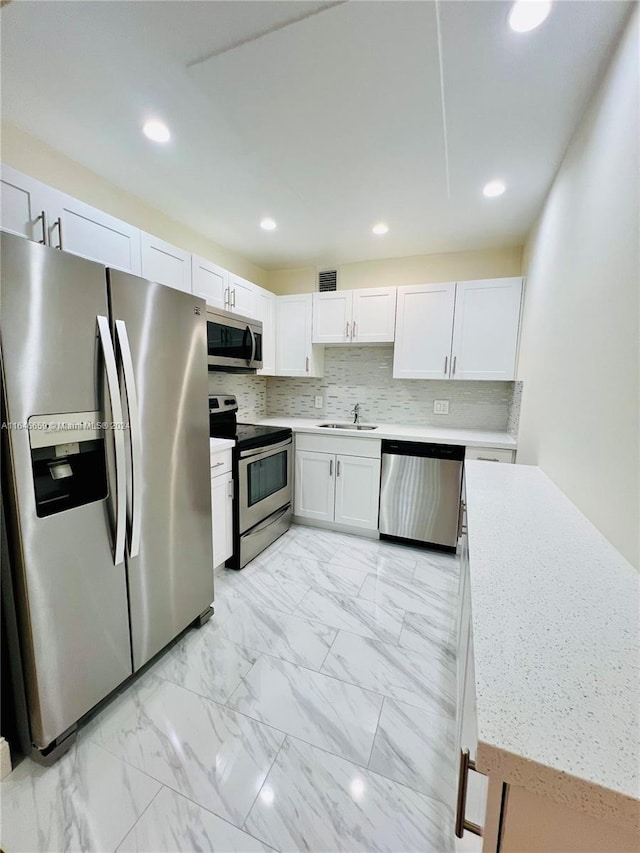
<box><xmin>255</xmin><ymin>417</ymin><xmax>517</xmax><ymax>449</ymax></box>
<box><xmin>465</xmin><ymin>461</ymin><xmax>639</xmax><ymax>827</ymax></box>
<box><xmin>209</xmin><ymin>437</ymin><xmax>235</xmax><ymax>464</ymax></box>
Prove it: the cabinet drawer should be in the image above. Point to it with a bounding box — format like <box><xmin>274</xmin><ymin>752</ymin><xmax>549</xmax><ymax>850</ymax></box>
<box><xmin>465</xmin><ymin>447</ymin><xmax>515</xmax><ymax>463</ymax></box>
<box><xmin>210</xmin><ymin>449</ymin><xmax>232</xmax><ymax>477</ymax></box>
<box><xmin>295</xmin><ymin>433</ymin><xmax>381</xmax><ymax>459</ymax></box>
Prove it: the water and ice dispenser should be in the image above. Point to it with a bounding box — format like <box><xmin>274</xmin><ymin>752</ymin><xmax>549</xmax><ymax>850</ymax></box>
<box><xmin>28</xmin><ymin>412</ymin><xmax>108</xmax><ymax>517</ymax></box>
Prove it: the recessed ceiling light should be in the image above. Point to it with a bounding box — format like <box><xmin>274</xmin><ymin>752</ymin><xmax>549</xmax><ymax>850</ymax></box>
<box><xmin>260</xmin><ymin>218</ymin><xmax>277</xmax><ymax>231</ymax></box>
<box><xmin>372</xmin><ymin>223</ymin><xmax>389</xmax><ymax>235</ymax></box>
<box><xmin>508</xmin><ymin>0</ymin><xmax>552</xmax><ymax>33</ymax></box>
<box><xmin>483</xmin><ymin>180</ymin><xmax>506</xmax><ymax>198</ymax></box>
<box><xmin>142</xmin><ymin>119</ymin><xmax>170</xmax><ymax>144</ymax></box>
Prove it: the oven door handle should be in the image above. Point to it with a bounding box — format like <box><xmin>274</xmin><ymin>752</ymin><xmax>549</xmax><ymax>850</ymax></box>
<box><xmin>244</xmin><ymin>504</ymin><xmax>291</xmax><ymax>536</ymax></box>
<box><xmin>239</xmin><ymin>437</ymin><xmax>292</xmax><ymax>460</ymax></box>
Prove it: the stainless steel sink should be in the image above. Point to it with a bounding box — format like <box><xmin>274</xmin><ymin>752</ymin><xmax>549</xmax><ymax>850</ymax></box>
<box><xmin>318</xmin><ymin>423</ymin><xmax>378</xmax><ymax>431</ymax></box>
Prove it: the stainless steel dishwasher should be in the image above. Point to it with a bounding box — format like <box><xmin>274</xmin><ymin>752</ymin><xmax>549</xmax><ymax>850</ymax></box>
<box><xmin>379</xmin><ymin>441</ymin><xmax>464</xmax><ymax>549</ymax></box>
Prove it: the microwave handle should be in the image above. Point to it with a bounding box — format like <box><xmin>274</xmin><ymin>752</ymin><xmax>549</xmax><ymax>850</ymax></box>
<box><xmin>247</xmin><ymin>324</ymin><xmax>256</xmax><ymax>366</ymax></box>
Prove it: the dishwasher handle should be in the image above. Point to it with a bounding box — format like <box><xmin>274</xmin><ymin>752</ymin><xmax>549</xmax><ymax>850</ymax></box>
<box><xmin>381</xmin><ymin>440</ymin><xmax>465</xmax><ymax>461</ymax></box>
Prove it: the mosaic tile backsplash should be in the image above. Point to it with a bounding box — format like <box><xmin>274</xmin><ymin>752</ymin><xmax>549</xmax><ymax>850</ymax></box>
<box><xmin>266</xmin><ymin>347</ymin><xmax>520</xmax><ymax>432</ymax></box>
<box><xmin>208</xmin><ymin>373</ymin><xmax>267</xmax><ymax>421</ymax></box>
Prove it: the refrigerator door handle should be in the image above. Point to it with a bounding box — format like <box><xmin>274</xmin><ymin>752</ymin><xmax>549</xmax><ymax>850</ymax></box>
<box><xmin>97</xmin><ymin>315</ymin><xmax>126</xmax><ymax>566</ymax></box>
<box><xmin>115</xmin><ymin>319</ymin><xmax>142</xmax><ymax>558</ymax></box>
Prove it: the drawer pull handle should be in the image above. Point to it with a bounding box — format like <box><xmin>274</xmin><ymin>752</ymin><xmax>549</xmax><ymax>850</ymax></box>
<box><xmin>455</xmin><ymin>749</ymin><xmax>483</xmax><ymax>838</ymax></box>
<box><xmin>211</xmin><ymin>461</ymin><xmax>225</xmax><ymax>468</ymax></box>
<box><xmin>477</xmin><ymin>457</ymin><xmax>499</xmax><ymax>462</ymax></box>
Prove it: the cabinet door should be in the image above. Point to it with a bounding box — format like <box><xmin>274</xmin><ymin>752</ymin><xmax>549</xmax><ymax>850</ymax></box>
<box><xmin>211</xmin><ymin>472</ymin><xmax>233</xmax><ymax>569</ymax></box>
<box><xmin>312</xmin><ymin>291</ymin><xmax>352</xmax><ymax>343</ymax></box>
<box><xmin>141</xmin><ymin>233</ymin><xmax>191</xmax><ymax>293</ymax></box>
<box><xmin>192</xmin><ymin>255</ymin><xmax>228</xmax><ymax>309</ymax></box>
<box><xmin>294</xmin><ymin>450</ymin><xmax>335</xmax><ymax>522</ymax></box>
<box><xmin>276</xmin><ymin>294</ymin><xmax>313</xmax><ymax>376</ymax></box>
<box><xmin>255</xmin><ymin>286</ymin><xmax>276</xmax><ymax>375</ymax></box>
<box><xmin>0</xmin><ymin>165</ymin><xmax>51</xmax><ymax>243</ymax></box>
<box><xmin>228</xmin><ymin>274</ymin><xmax>255</xmax><ymax>317</ymax></box>
<box><xmin>393</xmin><ymin>283</ymin><xmax>456</xmax><ymax>379</ymax></box>
<box><xmin>451</xmin><ymin>278</ymin><xmax>523</xmax><ymax>381</ymax></box>
<box><xmin>334</xmin><ymin>455</ymin><xmax>381</xmax><ymax>530</ymax></box>
<box><xmin>50</xmin><ymin>191</ymin><xmax>142</xmax><ymax>274</ymax></box>
<box><xmin>352</xmin><ymin>287</ymin><xmax>397</xmax><ymax>343</ymax></box>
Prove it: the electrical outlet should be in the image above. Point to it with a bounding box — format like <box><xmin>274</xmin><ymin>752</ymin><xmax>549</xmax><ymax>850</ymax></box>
<box><xmin>433</xmin><ymin>400</ymin><xmax>449</xmax><ymax>415</ymax></box>
<box><xmin>314</xmin><ymin>395</ymin><xmax>323</xmax><ymax>409</ymax></box>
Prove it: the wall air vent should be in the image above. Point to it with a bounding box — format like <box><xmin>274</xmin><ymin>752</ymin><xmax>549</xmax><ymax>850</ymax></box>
<box><xmin>318</xmin><ymin>269</ymin><xmax>338</xmax><ymax>292</ymax></box>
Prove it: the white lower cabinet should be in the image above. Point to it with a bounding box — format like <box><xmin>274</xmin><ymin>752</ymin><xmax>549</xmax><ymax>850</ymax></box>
<box><xmin>295</xmin><ymin>438</ymin><xmax>381</xmax><ymax>531</ymax></box>
<box><xmin>211</xmin><ymin>470</ymin><xmax>233</xmax><ymax>569</ymax></box>
<box><xmin>333</xmin><ymin>454</ymin><xmax>381</xmax><ymax>528</ymax></box>
<box><xmin>294</xmin><ymin>450</ymin><xmax>335</xmax><ymax>522</ymax></box>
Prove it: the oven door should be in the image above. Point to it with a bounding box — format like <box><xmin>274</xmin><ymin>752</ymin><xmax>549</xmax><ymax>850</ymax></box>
<box><xmin>207</xmin><ymin>309</ymin><xmax>263</xmax><ymax>371</ymax></box>
<box><xmin>238</xmin><ymin>438</ymin><xmax>292</xmax><ymax>534</ymax></box>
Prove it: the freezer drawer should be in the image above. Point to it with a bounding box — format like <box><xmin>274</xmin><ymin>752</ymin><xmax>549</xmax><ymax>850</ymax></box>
<box><xmin>379</xmin><ymin>441</ymin><xmax>463</xmax><ymax>548</ymax></box>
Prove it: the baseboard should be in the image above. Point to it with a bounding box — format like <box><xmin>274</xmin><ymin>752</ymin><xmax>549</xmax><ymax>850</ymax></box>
<box><xmin>291</xmin><ymin>517</ymin><xmax>379</xmax><ymax>539</ymax></box>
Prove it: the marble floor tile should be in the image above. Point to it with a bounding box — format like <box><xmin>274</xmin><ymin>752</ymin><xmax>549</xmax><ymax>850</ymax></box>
<box><xmin>399</xmin><ymin>611</ymin><xmax>457</xmax><ymax>662</ymax></box>
<box><xmin>153</xmin><ymin>628</ymin><xmax>259</xmax><ymax>703</ymax></box>
<box><xmin>212</xmin><ymin>584</ymin><xmax>246</xmax><ymax>628</ymax></box>
<box><xmin>216</xmin><ymin>564</ymin><xmax>310</xmax><ymax>615</ymax></box>
<box><xmin>278</xmin><ymin>527</ymin><xmax>342</xmax><ymax>563</ymax></box>
<box><xmin>212</xmin><ymin>601</ymin><xmax>336</xmax><ymax>669</ymax></box>
<box><xmin>368</xmin><ymin>698</ymin><xmax>457</xmax><ymax>808</ymax></box>
<box><xmin>227</xmin><ymin>655</ymin><xmax>383</xmax><ymax>766</ymax></box>
<box><xmin>412</xmin><ymin>552</ymin><xmax>460</xmax><ymax>596</ymax></box>
<box><xmin>1</xmin><ymin>740</ymin><xmax>160</xmax><ymax>853</ymax></box>
<box><xmin>244</xmin><ymin>737</ymin><xmax>453</xmax><ymax>853</ymax></box>
<box><xmin>90</xmin><ymin>675</ymin><xmax>284</xmax><ymax>827</ymax></box>
<box><xmin>295</xmin><ymin>588</ymin><xmax>405</xmax><ymax>644</ymax></box>
<box><xmin>359</xmin><ymin>572</ymin><xmax>456</xmax><ymax>623</ymax></box>
<box><xmin>322</xmin><ymin>631</ymin><xmax>456</xmax><ymax>718</ymax></box>
<box><xmin>329</xmin><ymin>539</ymin><xmax>418</xmax><ymax>579</ymax></box>
<box><xmin>117</xmin><ymin>786</ymin><xmax>273</xmax><ymax>853</ymax></box>
<box><xmin>257</xmin><ymin>552</ymin><xmax>368</xmax><ymax>598</ymax></box>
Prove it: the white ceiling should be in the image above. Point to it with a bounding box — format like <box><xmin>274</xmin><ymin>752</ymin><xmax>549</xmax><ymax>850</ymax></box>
<box><xmin>0</xmin><ymin>1</ymin><xmax>632</xmax><ymax>270</ymax></box>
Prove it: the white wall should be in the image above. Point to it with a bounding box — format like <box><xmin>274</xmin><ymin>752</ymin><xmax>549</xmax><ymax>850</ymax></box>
<box><xmin>517</xmin><ymin>9</ymin><xmax>639</xmax><ymax>567</ymax></box>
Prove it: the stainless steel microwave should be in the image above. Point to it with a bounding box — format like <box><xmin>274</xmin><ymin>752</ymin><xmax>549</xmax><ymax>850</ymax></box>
<box><xmin>206</xmin><ymin>307</ymin><xmax>263</xmax><ymax>372</ymax></box>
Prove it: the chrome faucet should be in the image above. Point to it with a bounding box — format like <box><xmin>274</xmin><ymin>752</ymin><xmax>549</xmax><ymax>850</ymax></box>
<box><xmin>352</xmin><ymin>403</ymin><xmax>361</xmax><ymax>425</ymax></box>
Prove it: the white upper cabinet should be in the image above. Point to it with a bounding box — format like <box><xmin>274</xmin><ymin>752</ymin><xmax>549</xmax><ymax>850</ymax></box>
<box><xmin>313</xmin><ymin>291</ymin><xmax>353</xmax><ymax>343</ymax></box>
<box><xmin>0</xmin><ymin>165</ymin><xmax>141</xmax><ymax>274</ymax></box>
<box><xmin>192</xmin><ymin>255</ymin><xmax>228</xmax><ymax>310</ymax></box>
<box><xmin>450</xmin><ymin>278</ymin><xmax>523</xmax><ymax>381</ymax></box>
<box><xmin>1</xmin><ymin>165</ymin><xmax>51</xmax><ymax>243</ymax></box>
<box><xmin>228</xmin><ymin>273</ymin><xmax>255</xmax><ymax>317</ymax></box>
<box><xmin>141</xmin><ymin>233</ymin><xmax>191</xmax><ymax>293</ymax></box>
<box><xmin>313</xmin><ymin>287</ymin><xmax>397</xmax><ymax>344</ymax></box>
<box><xmin>393</xmin><ymin>282</ymin><xmax>456</xmax><ymax>379</ymax></box>
<box><xmin>351</xmin><ymin>287</ymin><xmax>397</xmax><ymax>342</ymax></box>
<box><xmin>254</xmin><ymin>286</ymin><xmax>277</xmax><ymax>375</ymax></box>
<box><xmin>50</xmin><ymin>192</ymin><xmax>142</xmax><ymax>274</ymax></box>
<box><xmin>276</xmin><ymin>293</ymin><xmax>324</xmax><ymax>377</ymax></box>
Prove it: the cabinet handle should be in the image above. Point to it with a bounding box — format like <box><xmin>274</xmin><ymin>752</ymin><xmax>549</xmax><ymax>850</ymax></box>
<box><xmin>228</xmin><ymin>480</ymin><xmax>234</xmax><ymax>499</ymax></box>
<box><xmin>336</xmin><ymin>460</ymin><xmax>341</xmax><ymax>477</ymax></box>
<box><xmin>224</xmin><ymin>287</ymin><xmax>229</xmax><ymax>309</ymax></box>
<box><xmin>53</xmin><ymin>217</ymin><xmax>63</xmax><ymax>250</ymax></box>
<box><xmin>329</xmin><ymin>459</ymin><xmax>333</xmax><ymax>477</ymax></box>
<box><xmin>346</xmin><ymin>321</ymin><xmax>350</xmax><ymax>339</ymax></box>
<box><xmin>477</xmin><ymin>457</ymin><xmax>500</xmax><ymax>462</ymax></box>
<box><xmin>37</xmin><ymin>210</ymin><xmax>47</xmax><ymax>245</ymax></box>
<box><xmin>232</xmin><ymin>289</ymin><xmax>236</xmax><ymax>308</ymax></box>
<box><xmin>305</xmin><ymin>356</ymin><xmax>309</xmax><ymax>373</ymax></box>
<box><xmin>444</xmin><ymin>355</ymin><xmax>448</xmax><ymax>376</ymax></box>
<box><xmin>352</xmin><ymin>321</ymin><xmax>357</xmax><ymax>339</ymax></box>
<box><xmin>212</xmin><ymin>461</ymin><xmax>225</xmax><ymax>468</ymax></box>
<box><xmin>452</xmin><ymin>355</ymin><xmax>457</xmax><ymax>376</ymax></box>
<box><xmin>455</xmin><ymin>749</ymin><xmax>483</xmax><ymax>839</ymax></box>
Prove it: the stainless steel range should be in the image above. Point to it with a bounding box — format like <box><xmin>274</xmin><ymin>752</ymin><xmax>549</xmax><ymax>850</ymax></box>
<box><xmin>209</xmin><ymin>396</ymin><xmax>292</xmax><ymax>568</ymax></box>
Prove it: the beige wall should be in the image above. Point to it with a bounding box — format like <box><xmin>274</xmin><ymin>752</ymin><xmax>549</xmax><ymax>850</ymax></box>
<box><xmin>1</xmin><ymin>122</ymin><xmax>268</xmax><ymax>287</ymax></box>
<box><xmin>265</xmin><ymin>246</ymin><xmax>524</xmax><ymax>294</ymax></box>
<box><xmin>517</xmin><ymin>9</ymin><xmax>639</xmax><ymax>567</ymax></box>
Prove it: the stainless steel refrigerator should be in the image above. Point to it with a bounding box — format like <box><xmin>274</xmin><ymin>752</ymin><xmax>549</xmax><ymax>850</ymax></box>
<box><xmin>0</xmin><ymin>232</ymin><xmax>214</xmax><ymax>761</ymax></box>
